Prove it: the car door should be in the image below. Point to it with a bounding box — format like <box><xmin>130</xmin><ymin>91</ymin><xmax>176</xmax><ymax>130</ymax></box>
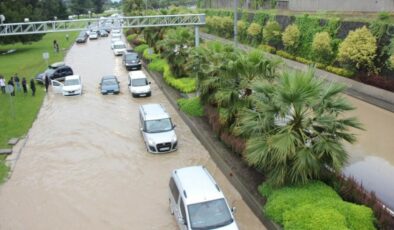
<box><xmin>51</xmin><ymin>80</ymin><xmax>63</xmax><ymax>94</ymax></box>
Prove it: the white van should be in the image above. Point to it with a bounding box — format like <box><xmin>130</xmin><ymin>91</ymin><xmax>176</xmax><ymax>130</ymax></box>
<box><xmin>139</xmin><ymin>104</ymin><xmax>177</xmax><ymax>153</ymax></box>
<box><xmin>128</xmin><ymin>70</ymin><xmax>151</xmax><ymax>97</ymax></box>
<box><xmin>112</xmin><ymin>40</ymin><xmax>127</xmax><ymax>56</ymax></box>
<box><xmin>169</xmin><ymin>166</ymin><xmax>238</xmax><ymax>230</ymax></box>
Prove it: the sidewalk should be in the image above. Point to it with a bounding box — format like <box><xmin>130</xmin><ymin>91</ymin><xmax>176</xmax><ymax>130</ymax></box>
<box><xmin>201</xmin><ymin>33</ymin><xmax>394</xmax><ymax>113</ymax></box>
<box><xmin>145</xmin><ymin>64</ymin><xmax>280</xmax><ymax>230</ymax></box>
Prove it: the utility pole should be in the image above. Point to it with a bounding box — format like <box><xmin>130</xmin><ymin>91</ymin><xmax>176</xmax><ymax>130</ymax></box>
<box><xmin>233</xmin><ymin>0</ymin><xmax>238</xmax><ymax>47</ymax></box>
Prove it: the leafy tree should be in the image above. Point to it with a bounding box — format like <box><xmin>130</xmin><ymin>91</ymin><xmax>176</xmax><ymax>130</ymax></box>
<box><xmin>247</xmin><ymin>22</ymin><xmax>262</xmax><ymax>45</ymax></box>
<box><xmin>337</xmin><ymin>26</ymin><xmax>377</xmax><ymax>73</ymax></box>
<box><xmin>237</xmin><ymin>20</ymin><xmax>248</xmax><ymax>42</ymax></box>
<box><xmin>312</xmin><ymin>32</ymin><xmax>333</xmax><ymax>65</ymax></box>
<box><xmin>282</xmin><ymin>24</ymin><xmax>301</xmax><ymax>54</ymax></box>
<box><xmin>92</xmin><ymin>0</ymin><xmax>106</xmax><ymax>13</ymax></box>
<box><xmin>235</xmin><ymin>69</ymin><xmax>363</xmax><ymax>186</ymax></box>
<box><xmin>123</xmin><ymin>0</ymin><xmax>145</xmax><ymax>15</ymax></box>
<box><xmin>70</xmin><ymin>0</ymin><xmax>93</xmax><ymax>16</ymax></box>
<box><xmin>263</xmin><ymin>20</ymin><xmax>281</xmax><ymax>48</ymax></box>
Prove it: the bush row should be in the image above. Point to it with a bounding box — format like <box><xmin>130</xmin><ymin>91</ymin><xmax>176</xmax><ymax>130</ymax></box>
<box><xmin>177</xmin><ymin>97</ymin><xmax>204</xmax><ymax>117</ymax></box>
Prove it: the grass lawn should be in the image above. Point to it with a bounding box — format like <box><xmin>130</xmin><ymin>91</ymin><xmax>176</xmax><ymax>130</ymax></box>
<box><xmin>0</xmin><ymin>31</ymin><xmax>78</xmax><ymax>183</ymax></box>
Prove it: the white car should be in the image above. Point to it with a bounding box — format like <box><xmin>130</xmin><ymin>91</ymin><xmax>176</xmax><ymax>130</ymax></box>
<box><xmin>89</xmin><ymin>31</ymin><xmax>98</xmax><ymax>40</ymax></box>
<box><xmin>112</xmin><ymin>41</ymin><xmax>127</xmax><ymax>56</ymax></box>
<box><xmin>128</xmin><ymin>70</ymin><xmax>151</xmax><ymax>97</ymax></box>
<box><xmin>51</xmin><ymin>75</ymin><xmax>83</xmax><ymax>96</ymax></box>
<box><xmin>111</xmin><ymin>33</ymin><xmax>122</xmax><ymax>43</ymax></box>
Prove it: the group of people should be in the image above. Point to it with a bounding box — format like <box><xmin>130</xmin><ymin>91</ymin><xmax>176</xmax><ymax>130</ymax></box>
<box><xmin>0</xmin><ymin>74</ymin><xmax>36</xmax><ymax>96</ymax></box>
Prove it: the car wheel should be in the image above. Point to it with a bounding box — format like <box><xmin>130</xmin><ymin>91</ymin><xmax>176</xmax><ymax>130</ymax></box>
<box><xmin>147</xmin><ymin>92</ymin><xmax>151</xmax><ymax>97</ymax></box>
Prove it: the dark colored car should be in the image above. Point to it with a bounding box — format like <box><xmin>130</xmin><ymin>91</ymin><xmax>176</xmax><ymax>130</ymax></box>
<box><xmin>122</xmin><ymin>51</ymin><xmax>141</xmax><ymax>70</ymax></box>
<box><xmin>76</xmin><ymin>30</ymin><xmax>88</xmax><ymax>43</ymax></box>
<box><xmin>35</xmin><ymin>62</ymin><xmax>73</xmax><ymax>84</ymax></box>
<box><xmin>99</xmin><ymin>29</ymin><xmax>109</xmax><ymax>37</ymax></box>
<box><xmin>100</xmin><ymin>75</ymin><xmax>120</xmax><ymax>95</ymax></box>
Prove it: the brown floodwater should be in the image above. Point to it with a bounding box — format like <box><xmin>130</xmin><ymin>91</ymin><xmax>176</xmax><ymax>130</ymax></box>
<box><xmin>343</xmin><ymin>96</ymin><xmax>394</xmax><ymax>210</ymax></box>
<box><xmin>0</xmin><ymin>38</ymin><xmax>265</xmax><ymax>229</ymax></box>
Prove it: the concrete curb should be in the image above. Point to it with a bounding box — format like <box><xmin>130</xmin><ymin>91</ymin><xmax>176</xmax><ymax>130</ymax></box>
<box><xmin>145</xmin><ymin>63</ymin><xmax>280</xmax><ymax>230</ymax></box>
<box><xmin>200</xmin><ymin>32</ymin><xmax>394</xmax><ymax>113</ymax></box>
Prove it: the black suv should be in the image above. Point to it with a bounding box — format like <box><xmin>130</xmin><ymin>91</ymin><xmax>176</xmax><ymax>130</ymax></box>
<box><xmin>35</xmin><ymin>62</ymin><xmax>73</xmax><ymax>84</ymax></box>
<box><xmin>76</xmin><ymin>30</ymin><xmax>88</xmax><ymax>43</ymax></box>
<box><xmin>122</xmin><ymin>51</ymin><xmax>141</xmax><ymax>70</ymax></box>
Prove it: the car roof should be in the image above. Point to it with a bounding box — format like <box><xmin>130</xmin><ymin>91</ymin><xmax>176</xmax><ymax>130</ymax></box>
<box><xmin>173</xmin><ymin>166</ymin><xmax>224</xmax><ymax>205</ymax></box>
<box><xmin>128</xmin><ymin>70</ymin><xmax>147</xmax><ymax>79</ymax></box>
<box><xmin>140</xmin><ymin>104</ymin><xmax>170</xmax><ymax>120</ymax></box>
<box><xmin>65</xmin><ymin>75</ymin><xmax>80</xmax><ymax>80</ymax></box>
<box><xmin>49</xmin><ymin>62</ymin><xmax>65</xmax><ymax>68</ymax></box>
<box><xmin>113</xmin><ymin>40</ymin><xmax>125</xmax><ymax>45</ymax></box>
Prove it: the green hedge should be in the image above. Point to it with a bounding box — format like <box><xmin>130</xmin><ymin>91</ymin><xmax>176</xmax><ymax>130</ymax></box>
<box><xmin>259</xmin><ymin>181</ymin><xmax>376</xmax><ymax>230</ymax></box>
<box><xmin>143</xmin><ymin>48</ymin><xmax>159</xmax><ymax>60</ymax></box>
<box><xmin>134</xmin><ymin>44</ymin><xmax>149</xmax><ymax>54</ymax></box>
<box><xmin>148</xmin><ymin>58</ymin><xmax>168</xmax><ymax>72</ymax></box>
<box><xmin>177</xmin><ymin>97</ymin><xmax>204</xmax><ymax>116</ymax></box>
<box><xmin>326</xmin><ymin>65</ymin><xmax>355</xmax><ymax>78</ymax></box>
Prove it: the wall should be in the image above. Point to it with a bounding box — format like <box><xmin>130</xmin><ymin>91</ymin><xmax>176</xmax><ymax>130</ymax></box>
<box><xmin>289</xmin><ymin>0</ymin><xmax>394</xmax><ymax>12</ymax></box>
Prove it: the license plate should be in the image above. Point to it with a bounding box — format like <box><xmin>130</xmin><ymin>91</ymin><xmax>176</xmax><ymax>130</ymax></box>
<box><xmin>139</xmin><ymin>94</ymin><xmax>146</xmax><ymax>97</ymax></box>
<box><xmin>160</xmin><ymin>147</ymin><xmax>170</xmax><ymax>151</ymax></box>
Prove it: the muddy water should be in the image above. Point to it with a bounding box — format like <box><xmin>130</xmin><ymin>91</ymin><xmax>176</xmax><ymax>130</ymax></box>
<box><xmin>344</xmin><ymin>96</ymin><xmax>394</xmax><ymax>210</ymax></box>
<box><xmin>0</xmin><ymin>38</ymin><xmax>265</xmax><ymax>229</ymax></box>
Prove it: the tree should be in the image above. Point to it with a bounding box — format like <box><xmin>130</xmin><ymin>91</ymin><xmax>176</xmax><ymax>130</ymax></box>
<box><xmin>92</xmin><ymin>0</ymin><xmax>106</xmax><ymax>13</ymax></box>
<box><xmin>337</xmin><ymin>26</ymin><xmax>377</xmax><ymax>73</ymax></box>
<box><xmin>70</xmin><ymin>0</ymin><xmax>93</xmax><ymax>16</ymax></box>
<box><xmin>312</xmin><ymin>32</ymin><xmax>333</xmax><ymax>65</ymax></box>
<box><xmin>263</xmin><ymin>20</ymin><xmax>281</xmax><ymax>48</ymax></box>
<box><xmin>282</xmin><ymin>24</ymin><xmax>301</xmax><ymax>54</ymax></box>
<box><xmin>235</xmin><ymin>69</ymin><xmax>363</xmax><ymax>186</ymax></box>
<box><xmin>123</xmin><ymin>0</ymin><xmax>145</xmax><ymax>15</ymax></box>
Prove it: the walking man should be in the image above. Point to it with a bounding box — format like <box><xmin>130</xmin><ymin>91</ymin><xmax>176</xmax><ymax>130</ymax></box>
<box><xmin>8</xmin><ymin>77</ymin><xmax>15</xmax><ymax>96</ymax></box>
<box><xmin>0</xmin><ymin>75</ymin><xmax>5</xmax><ymax>94</ymax></box>
<box><xmin>44</xmin><ymin>74</ymin><xmax>50</xmax><ymax>93</ymax></box>
<box><xmin>22</xmin><ymin>77</ymin><xmax>28</xmax><ymax>95</ymax></box>
<box><xmin>30</xmin><ymin>78</ymin><xmax>36</xmax><ymax>96</ymax></box>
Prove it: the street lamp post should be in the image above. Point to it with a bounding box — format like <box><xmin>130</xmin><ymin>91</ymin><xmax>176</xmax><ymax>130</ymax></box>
<box><xmin>0</xmin><ymin>14</ymin><xmax>5</xmax><ymax>25</ymax></box>
<box><xmin>233</xmin><ymin>0</ymin><xmax>238</xmax><ymax>47</ymax></box>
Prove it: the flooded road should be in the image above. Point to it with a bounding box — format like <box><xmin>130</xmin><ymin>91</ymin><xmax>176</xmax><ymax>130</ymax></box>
<box><xmin>343</xmin><ymin>96</ymin><xmax>394</xmax><ymax>210</ymax></box>
<box><xmin>0</xmin><ymin>37</ymin><xmax>265</xmax><ymax>229</ymax></box>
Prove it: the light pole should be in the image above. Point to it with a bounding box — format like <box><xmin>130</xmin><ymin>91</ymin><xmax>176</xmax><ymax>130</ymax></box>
<box><xmin>88</xmin><ymin>10</ymin><xmax>91</xmax><ymax>19</ymax></box>
<box><xmin>0</xmin><ymin>14</ymin><xmax>5</xmax><ymax>25</ymax></box>
<box><xmin>233</xmin><ymin>0</ymin><xmax>238</xmax><ymax>48</ymax></box>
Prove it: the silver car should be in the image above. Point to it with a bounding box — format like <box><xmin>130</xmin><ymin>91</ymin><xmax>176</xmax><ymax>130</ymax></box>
<box><xmin>139</xmin><ymin>104</ymin><xmax>177</xmax><ymax>153</ymax></box>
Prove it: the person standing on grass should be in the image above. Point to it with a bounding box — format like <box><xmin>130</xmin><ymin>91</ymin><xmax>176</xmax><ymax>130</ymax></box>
<box><xmin>30</xmin><ymin>78</ymin><xmax>36</xmax><ymax>96</ymax></box>
<box><xmin>0</xmin><ymin>75</ymin><xmax>5</xmax><ymax>94</ymax></box>
<box><xmin>22</xmin><ymin>77</ymin><xmax>28</xmax><ymax>95</ymax></box>
<box><xmin>44</xmin><ymin>74</ymin><xmax>50</xmax><ymax>93</ymax></box>
<box><xmin>8</xmin><ymin>77</ymin><xmax>15</xmax><ymax>96</ymax></box>
<box><xmin>14</xmin><ymin>73</ymin><xmax>21</xmax><ymax>92</ymax></box>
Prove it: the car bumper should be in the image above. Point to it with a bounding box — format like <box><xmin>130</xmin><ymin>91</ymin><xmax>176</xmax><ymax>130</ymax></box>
<box><xmin>132</xmin><ymin>91</ymin><xmax>151</xmax><ymax>97</ymax></box>
<box><xmin>63</xmin><ymin>90</ymin><xmax>81</xmax><ymax>96</ymax></box>
<box><xmin>147</xmin><ymin>141</ymin><xmax>177</xmax><ymax>153</ymax></box>
<box><xmin>125</xmin><ymin>64</ymin><xmax>142</xmax><ymax>70</ymax></box>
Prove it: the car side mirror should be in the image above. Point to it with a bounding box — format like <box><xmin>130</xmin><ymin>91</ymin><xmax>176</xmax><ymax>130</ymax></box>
<box><xmin>178</xmin><ymin>217</ymin><xmax>186</xmax><ymax>225</ymax></box>
<box><xmin>231</xmin><ymin>207</ymin><xmax>236</xmax><ymax>213</ymax></box>
<box><xmin>173</xmin><ymin>124</ymin><xmax>176</xmax><ymax>129</ymax></box>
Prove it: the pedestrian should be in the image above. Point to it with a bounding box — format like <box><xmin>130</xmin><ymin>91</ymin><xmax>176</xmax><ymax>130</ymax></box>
<box><xmin>66</xmin><ymin>34</ymin><xmax>69</xmax><ymax>41</ymax></box>
<box><xmin>0</xmin><ymin>75</ymin><xmax>5</xmax><ymax>94</ymax></box>
<box><xmin>53</xmin><ymin>40</ymin><xmax>58</xmax><ymax>52</ymax></box>
<box><xmin>22</xmin><ymin>77</ymin><xmax>28</xmax><ymax>95</ymax></box>
<box><xmin>14</xmin><ymin>73</ymin><xmax>21</xmax><ymax>92</ymax></box>
<box><xmin>55</xmin><ymin>42</ymin><xmax>59</xmax><ymax>53</ymax></box>
<box><xmin>7</xmin><ymin>77</ymin><xmax>15</xmax><ymax>96</ymax></box>
<box><xmin>30</xmin><ymin>78</ymin><xmax>36</xmax><ymax>96</ymax></box>
<box><xmin>44</xmin><ymin>74</ymin><xmax>50</xmax><ymax>93</ymax></box>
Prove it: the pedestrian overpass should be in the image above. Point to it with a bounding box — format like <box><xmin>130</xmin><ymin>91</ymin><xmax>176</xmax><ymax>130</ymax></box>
<box><xmin>0</xmin><ymin>14</ymin><xmax>206</xmax><ymax>46</ymax></box>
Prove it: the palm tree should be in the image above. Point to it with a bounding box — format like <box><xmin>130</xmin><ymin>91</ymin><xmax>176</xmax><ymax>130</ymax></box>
<box><xmin>235</xmin><ymin>69</ymin><xmax>363</xmax><ymax>186</ymax></box>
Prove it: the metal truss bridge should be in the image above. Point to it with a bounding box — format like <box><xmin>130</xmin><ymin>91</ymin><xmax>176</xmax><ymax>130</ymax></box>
<box><xmin>0</xmin><ymin>14</ymin><xmax>206</xmax><ymax>45</ymax></box>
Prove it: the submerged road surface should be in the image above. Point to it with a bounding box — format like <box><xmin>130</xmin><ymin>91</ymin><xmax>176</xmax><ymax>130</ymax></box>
<box><xmin>0</xmin><ymin>37</ymin><xmax>265</xmax><ymax>229</ymax></box>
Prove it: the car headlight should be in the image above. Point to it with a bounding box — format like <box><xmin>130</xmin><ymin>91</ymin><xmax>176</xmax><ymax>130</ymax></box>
<box><xmin>171</xmin><ymin>135</ymin><xmax>177</xmax><ymax>143</ymax></box>
<box><xmin>148</xmin><ymin>139</ymin><xmax>155</xmax><ymax>146</ymax></box>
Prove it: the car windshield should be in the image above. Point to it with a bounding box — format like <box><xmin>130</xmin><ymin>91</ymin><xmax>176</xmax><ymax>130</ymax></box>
<box><xmin>188</xmin><ymin>198</ymin><xmax>233</xmax><ymax>230</ymax></box>
<box><xmin>114</xmin><ymin>44</ymin><xmax>125</xmax><ymax>49</ymax></box>
<box><xmin>126</xmin><ymin>54</ymin><xmax>138</xmax><ymax>61</ymax></box>
<box><xmin>145</xmin><ymin>118</ymin><xmax>173</xmax><ymax>133</ymax></box>
<box><xmin>44</xmin><ymin>68</ymin><xmax>56</xmax><ymax>75</ymax></box>
<box><xmin>131</xmin><ymin>78</ymin><xmax>147</xmax><ymax>86</ymax></box>
<box><xmin>64</xmin><ymin>79</ymin><xmax>80</xmax><ymax>86</ymax></box>
<box><xmin>102</xmin><ymin>79</ymin><xmax>117</xmax><ymax>86</ymax></box>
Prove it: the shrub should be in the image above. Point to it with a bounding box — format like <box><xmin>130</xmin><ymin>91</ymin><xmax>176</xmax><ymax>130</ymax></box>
<box><xmin>148</xmin><ymin>58</ymin><xmax>168</xmax><ymax>73</ymax></box>
<box><xmin>325</xmin><ymin>65</ymin><xmax>355</xmax><ymax>78</ymax></box>
<box><xmin>312</xmin><ymin>32</ymin><xmax>333</xmax><ymax>64</ymax></box>
<box><xmin>237</xmin><ymin>20</ymin><xmax>248</xmax><ymax>42</ymax></box>
<box><xmin>378</xmin><ymin>11</ymin><xmax>390</xmax><ymax>21</ymax></box>
<box><xmin>337</xmin><ymin>26</ymin><xmax>377</xmax><ymax>73</ymax></box>
<box><xmin>276</xmin><ymin>50</ymin><xmax>295</xmax><ymax>60</ymax></box>
<box><xmin>143</xmin><ymin>48</ymin><xmax>159</xmax><ymax>60</ymax></box>
<box><xmin>177</xmin><ymin>97</ymin><xmax>204</xmax><ymax>117</ymax></box>
<box><xmin>134</xmin><ymin>44</ymin><xmax>149</xmax><ymax>54</ymax></box>
<box><xmin>282</xmin><ymin>24</ymin><xmax>301</xmax><ymax>54</ymax></box>
<box><xmin>127</xmin><ymin>34</ymin><xmax>137</xmax><ymax>43</ymax></box>
<box><xmin>263</xmin><ymin>20</ymin><xmax>282</xmax><ymax>47</ymax></box>
<box><xmin>258</xmin><ymin>44</ymin><xmax>276</xmax><ymax>54</ymax></box>
<box><xmin>220</xmin><ymin>16</ymin><xmax>234</xmax><ymax>38</ymax></box>
<box><xmin>260</xmin><ymin>181</ymin><xmax>376</xmax><ymax>230</ymax></box>
<box><xmin>295</xmin><ymin>56</ymin><xmax>313</xmax><ymax>65</ymax></box>
<box><xmin>247</xmin><ymin>22</ymin><xmax>262</xmax><ymax>45</ymax></box>
<box><xmin>389</xmin><ymin>55</ymin><xmax>394</xmax><ymax>69</ymax></box>
<box><xmin>163</xmin><ymin>67</ymin><xmax>196</xmax><ymax>93</ymax></box>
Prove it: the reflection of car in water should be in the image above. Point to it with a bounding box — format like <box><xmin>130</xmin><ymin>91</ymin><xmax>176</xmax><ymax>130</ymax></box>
<box><xmin>169</xmin><ymin>166</ymin><xmax>239</xmax><ymax>230</ymax></box>
<box><xmin>35</xmin><ymin>62</ymin><xmax>73</xmax><ymax>84</ymax></box>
